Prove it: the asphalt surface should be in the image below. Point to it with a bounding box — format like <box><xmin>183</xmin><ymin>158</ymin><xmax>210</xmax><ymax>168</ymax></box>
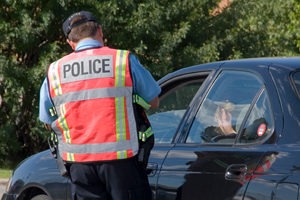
<box><xmin>0</xmin><ymin>179</ymin><xmax>8</xmax><ymax>199</ymax></box>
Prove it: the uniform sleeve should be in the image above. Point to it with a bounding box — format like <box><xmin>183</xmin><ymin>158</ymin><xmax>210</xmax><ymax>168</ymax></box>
<box><xmin>129</xmin><ymin>54</ymin><xmax>161</xmax><ymax>102</ymax></box>
<box><xmin>39</xmin><ymin>78</ymin><xmax>57</xmax><ymax>124</ymax></box>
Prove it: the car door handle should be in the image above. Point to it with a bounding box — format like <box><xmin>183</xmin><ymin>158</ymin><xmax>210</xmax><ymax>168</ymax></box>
<box><xmin>225</xmin><ymin>164</ymin><xmax>247</xmax><ymax>182</ymax></box>
<box><xmin>146</xmin><ymin>162</ymin><xmax>158</xmax><ymax>176</ymax></box>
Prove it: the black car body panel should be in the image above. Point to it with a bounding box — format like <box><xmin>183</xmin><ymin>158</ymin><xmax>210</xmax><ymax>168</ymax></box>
<box><xmin>2</xmin><ymin>150</ymin><xmax>70</xmax><ymax>200</ymax></box>
<box><xmin>3</xmin><ymin>57</ymin><xmax>300</xmax><ymax>200</ymax></box>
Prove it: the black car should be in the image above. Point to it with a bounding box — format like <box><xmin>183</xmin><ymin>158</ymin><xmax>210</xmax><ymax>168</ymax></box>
<box><xmin>3</xmin><ymin>57</ymin><xmax>300</xmax><ymax>200</ymax></box>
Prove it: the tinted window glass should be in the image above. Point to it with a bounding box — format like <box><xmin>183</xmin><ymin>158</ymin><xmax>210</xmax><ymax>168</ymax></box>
<box><xmin>187</xmin><ymin>71</ymin><xmax>263</xmax><ymax>144</ymax></box>
<box><xmin>148</xmin><ymin>77</ymin><xmax>205</xmax><ymax>143</ymax></box>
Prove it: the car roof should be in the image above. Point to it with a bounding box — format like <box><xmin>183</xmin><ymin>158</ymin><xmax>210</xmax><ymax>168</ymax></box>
<box><xmin>158</xmin><ymin>57</ymin><xmax>300</xmax><ymax>84</ymax></box>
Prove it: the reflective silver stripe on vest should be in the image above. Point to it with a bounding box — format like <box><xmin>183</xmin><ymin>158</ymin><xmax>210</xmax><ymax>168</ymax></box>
<box><xmin>51</xmin><ymin>86</ymin><xmax>132</xmax><ymax>108</ymax></box>
<box><xmin>57</xmin><ymin>138</ymin><xmax>135</xmax><ymax>154</ymax></box>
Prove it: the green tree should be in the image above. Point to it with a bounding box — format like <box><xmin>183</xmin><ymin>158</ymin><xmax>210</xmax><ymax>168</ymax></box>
<box><xmin>209</xmin><ymin>0</ymin><xmax>300</xmax><ymax>59</ymax></box>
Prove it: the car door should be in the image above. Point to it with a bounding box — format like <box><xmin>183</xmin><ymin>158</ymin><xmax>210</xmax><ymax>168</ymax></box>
<box><xmin>146</xmin><ymin>68</ymin><xmax>215</xmax><ymax>199</ymax></box>
<box><xmin>154</xmin><ymin>67</ymin><xmax>276</xmax><ymax>200</ymax></box>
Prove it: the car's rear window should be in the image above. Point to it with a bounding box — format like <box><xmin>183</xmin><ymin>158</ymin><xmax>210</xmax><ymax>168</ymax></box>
<box><xmin>292</xmin><ymin>71</ymin><xmax>300</xmax><ymax>98</ymax></box>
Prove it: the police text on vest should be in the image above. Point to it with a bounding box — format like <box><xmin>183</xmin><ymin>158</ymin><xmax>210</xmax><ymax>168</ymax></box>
<box><xmin>60</xmin><ymin>56</ymin><xmax>113</xmax><ymax>83</ymax></box>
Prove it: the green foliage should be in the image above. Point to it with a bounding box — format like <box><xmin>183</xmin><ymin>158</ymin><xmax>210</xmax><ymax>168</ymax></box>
<box><xmin>96</xmin><ymin>0</ymin><xmax>218</xmax><ymax>76</ymax></box>
<box><xmin>206</xmin><ymin>0</ymin><xmax>300</xmax><ymax>59</ymax></box>
<box><xmin>0</xmin><ymin>0</ymin><xmax>300</xmax><ymax>167</ymax></box>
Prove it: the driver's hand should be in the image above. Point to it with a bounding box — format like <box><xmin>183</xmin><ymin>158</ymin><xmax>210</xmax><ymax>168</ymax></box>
<box><xmin>217</xmin><ymin>108</ymin><xmax>236</xmax><ymax>135</ymax></box>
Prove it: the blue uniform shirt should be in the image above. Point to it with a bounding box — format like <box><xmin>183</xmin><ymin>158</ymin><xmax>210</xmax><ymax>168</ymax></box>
<box><xmin>39</xmin><ymin>39</ymin><xmax>161</xmax><ymax>124</ymax></box>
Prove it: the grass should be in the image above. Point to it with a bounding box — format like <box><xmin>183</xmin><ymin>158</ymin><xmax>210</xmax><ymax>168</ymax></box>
<box><xmin>0</xmin><ymin>169</ymin><xmax>12</xmax><ymax>179</ymax></box>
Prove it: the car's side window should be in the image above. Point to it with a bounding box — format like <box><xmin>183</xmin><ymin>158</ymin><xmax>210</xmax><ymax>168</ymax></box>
<box><xmin>148</xmin><ymin>76</ymin><xmax>207</xmax><ymax>143</ymax></box>
<box><xmin>186</xmin><ymin>70</ymin><xmax>272</xmax><ymax>144</ymax></box>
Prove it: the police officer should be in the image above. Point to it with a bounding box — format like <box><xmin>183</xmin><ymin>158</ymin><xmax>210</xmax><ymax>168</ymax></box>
<box><xmin>39</xmin><ymin>11</ymin><xmax>161</xmax><ymax>200</ymax></box>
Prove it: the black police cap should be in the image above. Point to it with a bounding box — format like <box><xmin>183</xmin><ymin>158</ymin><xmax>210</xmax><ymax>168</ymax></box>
<box><xmin>62</xmin><ymin>11</ymin><xmax>98</xmax><ymax>37</ymax></box>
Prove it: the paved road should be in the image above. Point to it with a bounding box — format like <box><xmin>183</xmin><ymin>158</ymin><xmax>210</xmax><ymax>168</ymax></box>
<box><xmin>0</xmin><ymin>179</ymin><xmax>8</xmax><ymax>198</ymax></box>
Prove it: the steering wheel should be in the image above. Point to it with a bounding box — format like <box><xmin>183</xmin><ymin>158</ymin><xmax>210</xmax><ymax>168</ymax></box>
<box><xmin>211</xmin><ymin>133</ymin><xmax>236</xmax><ymax>143</ymax></box>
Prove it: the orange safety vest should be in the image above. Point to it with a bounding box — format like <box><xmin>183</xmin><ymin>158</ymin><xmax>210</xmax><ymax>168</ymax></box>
<box><xmin>47</xmin><ymin>47</ymin><xmax>138</xmax><ymax>162</ymax></box>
